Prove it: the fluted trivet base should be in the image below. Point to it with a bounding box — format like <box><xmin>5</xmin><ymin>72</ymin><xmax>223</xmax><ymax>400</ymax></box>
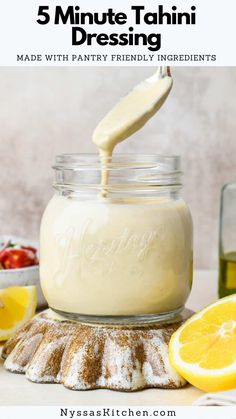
<box><xmin>2</xmin><ymin>309</ymin><xmax>192</xmax><ymax>391</ymax></box>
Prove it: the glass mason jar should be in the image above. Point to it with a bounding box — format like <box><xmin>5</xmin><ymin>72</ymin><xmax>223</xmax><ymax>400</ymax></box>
<box><xmin>40</xmin><ymin>154</ymin><xmax>193</xmax><ymax>324</ymax></box>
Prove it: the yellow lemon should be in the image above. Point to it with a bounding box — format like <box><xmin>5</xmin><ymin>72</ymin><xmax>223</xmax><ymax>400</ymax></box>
<box><xmin>0</xmin><ymin>286</ymin><xmax>37</xmax><ymax>341</ymax></box>
<box><xmin>169</xmin><ymin>295</ymin><xmax>236</xmax><ymax>392</ymax></box>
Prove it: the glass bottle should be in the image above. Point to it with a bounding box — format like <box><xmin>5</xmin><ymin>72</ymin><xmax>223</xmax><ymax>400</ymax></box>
<box><xmin>219</xmin><ymin>182</ymin><xmax>236</xmax><ymax>297</ymax></box>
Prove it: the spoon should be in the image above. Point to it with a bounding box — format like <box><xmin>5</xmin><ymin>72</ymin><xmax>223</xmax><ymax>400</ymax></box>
<box><xmin>92</xmin><ymin>66</ymin><xmax>173</xmax><ymax>156</ymax></box>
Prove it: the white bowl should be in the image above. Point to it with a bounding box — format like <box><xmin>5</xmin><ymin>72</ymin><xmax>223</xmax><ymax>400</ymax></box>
<box><xmin>0</xmin><ymin>235</ymin><xmax>47</xmax><ymax>309</ymax></box>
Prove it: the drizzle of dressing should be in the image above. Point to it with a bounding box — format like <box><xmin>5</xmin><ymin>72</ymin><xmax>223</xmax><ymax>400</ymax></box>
<box><xmin>92</xmin><ymin>67</ymin><xmax>173</xmax><ymax>195</ymax></box>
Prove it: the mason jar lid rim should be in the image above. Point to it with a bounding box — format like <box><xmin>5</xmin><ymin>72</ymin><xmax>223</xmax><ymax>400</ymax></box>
<box><xmin>53</xmin><ymin>153</ymin><xmax>181</xmax><ymax>171</ymax></box>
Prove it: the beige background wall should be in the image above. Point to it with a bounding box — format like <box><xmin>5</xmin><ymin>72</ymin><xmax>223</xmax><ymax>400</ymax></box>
<box><xmin>0</xmin><ymin>67</ymin><xmax>236</xmax><ymax>268</ymax></box>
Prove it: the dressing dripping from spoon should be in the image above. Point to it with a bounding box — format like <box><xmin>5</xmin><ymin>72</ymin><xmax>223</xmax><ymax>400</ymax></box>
<box><xmin>92</xmin><ymin>66</ymin><xmax>173</xmax><ymax>196</ymax></box>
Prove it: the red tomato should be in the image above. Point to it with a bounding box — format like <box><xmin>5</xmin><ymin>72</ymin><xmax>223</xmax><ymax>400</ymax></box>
<box><xmin>0</xmin><ymin>248</ymin><xmax>39</xmax><ymax>269</ymax></box>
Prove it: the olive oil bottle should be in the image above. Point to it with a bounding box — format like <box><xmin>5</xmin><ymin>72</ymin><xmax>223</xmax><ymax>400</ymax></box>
<box><xmin>218</xmin><ymin>182</ymin><xmax>236</xmax><ymax>298</ymax></box>
<box><xmin>219</xmin><ymin>252</ymin><xmax>236</xmax><ymax>297</ymax></box>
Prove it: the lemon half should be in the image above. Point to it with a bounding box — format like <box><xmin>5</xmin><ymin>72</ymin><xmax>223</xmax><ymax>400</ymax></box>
<box><xmin>0</xmin><ymin>286</ymin><xmax>37</xmax><ymax>341</ymax></box>
<box><xmin>169</xmin><ymin>295</ymin><xmax>236</xmax><ymax>392</ymax></box>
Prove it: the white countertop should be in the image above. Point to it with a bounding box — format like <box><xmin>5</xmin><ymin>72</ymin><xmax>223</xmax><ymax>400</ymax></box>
<box><xmin>0</xmin><ymin>270</ymin><xmax>218</xmax><ymax>406</ymax></box>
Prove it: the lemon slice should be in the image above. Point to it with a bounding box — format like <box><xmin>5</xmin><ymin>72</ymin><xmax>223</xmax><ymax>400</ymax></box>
<box><xmin>0</xmin><ymin>286</ymin><xmax>37</xmax><ymax>341</ymax></box>
<box><xmin>169</xmin><ymin>295</ymin><xmax>236</xmax><ymax>392</ymax></box>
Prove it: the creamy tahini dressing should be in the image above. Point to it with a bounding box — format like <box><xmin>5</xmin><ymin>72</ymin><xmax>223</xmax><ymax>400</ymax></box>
<box><xmin>40</xmin><ymin>197</ymin><xmax>192</xmax><ymax>316</ymax></box>
<box><xmin>92</xmin><ymin>67</ymin><xmax>173</xmax><ymax>192</ymax></box>
<box><xmin>93</xmin><ymin>67</ymin><xmax>173</xmax><ymax>156</ymax></box>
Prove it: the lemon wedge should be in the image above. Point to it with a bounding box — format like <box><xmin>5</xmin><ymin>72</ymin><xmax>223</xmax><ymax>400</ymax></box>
<box><xmin>0</xmin><ymin>286</ymin><xmax>37</xmax><ymax>341</ymax></box>
<box><xmin>169</xmin><ymin>295</ymin><xmax>236</xmax><ymax>392</ymax></box>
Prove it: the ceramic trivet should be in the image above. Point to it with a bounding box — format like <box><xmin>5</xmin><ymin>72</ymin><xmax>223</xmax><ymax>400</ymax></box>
<box><xmin>1</xmin><ymin>309</ymin><xmax>192</xmax><ymax>391</ymax></box>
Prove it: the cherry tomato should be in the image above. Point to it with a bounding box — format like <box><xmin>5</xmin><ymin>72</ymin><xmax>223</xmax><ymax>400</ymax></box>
<box><xmin>0</xmin><ymin>248</ymin><xmax>39</xmax><ymax>269</ymax></box>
